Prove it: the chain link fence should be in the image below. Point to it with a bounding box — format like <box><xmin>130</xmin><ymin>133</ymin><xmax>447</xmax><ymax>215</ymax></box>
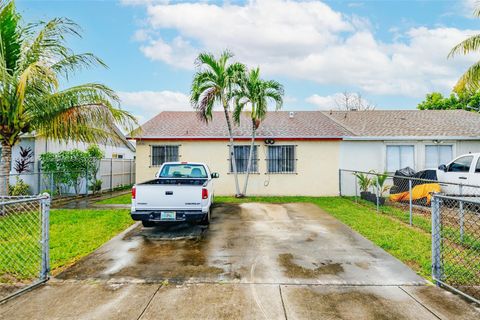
<box><xmin>339</xmin><ymin>169</ymin><xmax>480</xmax><ymax>232</ymax></box>
<box><xmin>0</xmin><ymin>194</ymin><xmax>50</xmax><ymax>303</ymax></box>
<box><xmin>432</xmin><ymin>194</ymin><xmax>480</xmax><ymax>304</ymax></box>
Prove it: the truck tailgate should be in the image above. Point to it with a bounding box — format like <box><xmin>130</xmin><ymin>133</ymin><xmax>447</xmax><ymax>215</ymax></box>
<box><xmin>135</xmin><ymin>179</ymin><xmax>205</xmax><ymax>211</ymax></box>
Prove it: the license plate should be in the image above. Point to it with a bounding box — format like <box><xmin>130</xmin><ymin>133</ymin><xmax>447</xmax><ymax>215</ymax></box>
<box><xmin>160</xmin><ymin>211</ymin><xmax>176</xmax><ymax>220</ymax></box>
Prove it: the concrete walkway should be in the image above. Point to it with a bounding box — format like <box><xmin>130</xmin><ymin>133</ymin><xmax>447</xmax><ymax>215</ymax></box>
<box><xmin>1</xmin><ymin>203</ymin><xmax>478</xmax><ymax>319</ymax></box>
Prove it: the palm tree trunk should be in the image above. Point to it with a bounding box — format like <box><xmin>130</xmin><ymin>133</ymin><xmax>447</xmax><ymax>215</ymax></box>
<box><xmin>222</xmin><ymin>99</ymin><xmax>241</xmax><ymax>196</ymax></box>
<box><xmin>0</xmin><ymin>142</ymin><xmax>12</xmax><ymax>196</ymax></box>
<box><xmin>242</xmin><ymin>121</ymin><xmax>256</xmax><ymax>196</ymax></box>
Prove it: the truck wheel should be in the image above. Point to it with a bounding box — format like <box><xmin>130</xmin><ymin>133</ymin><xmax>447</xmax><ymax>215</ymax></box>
<box><xmin>142</xmin><ymin>221</ymin><xmax>155</xmax><ymax>228</ymax></box>
<box><xmin>200</xmin><ymin>209</ymin><xmax>211</xmax><ymax>225</ymax></box>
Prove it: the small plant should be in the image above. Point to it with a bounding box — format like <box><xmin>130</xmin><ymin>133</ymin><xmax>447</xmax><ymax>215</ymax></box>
<box><xmin>354</xmin><ymin>172</ymin><xmax>372</xmax><ymax>192</ymax></box>
<box><xmin>372</xmin><ymin>171</ymin><xmax>391</xmax><ymax>197</ymax></box>
<box><xmin>8</xmin><ymin>177</ymin><xmax>30</xmax><ymax>196</ymax></box>
<box><xmin>89</xmin><ymin>179</ymin><xmax>103</xmax><ymax>194</ymax></box>
<box><xmin>13</xmin><ymin>147</ymin><xmax>34</xmax><ymax>173</ymax></box>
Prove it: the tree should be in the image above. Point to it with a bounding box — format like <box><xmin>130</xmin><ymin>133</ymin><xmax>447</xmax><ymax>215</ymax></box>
<box><xmin>417</xmin><ymin>91</ymin><xmax>480</xmax><ymax>112</ymax></box>
<box><xmin>232</xmin><ymin>68</ymin><xmax>283</xmax><ymax>196</ymax></box>
<box><xmin>0</xmin><ymin>1</ymin><xmax>136</xmax><ymax>195</ymax></box>
<box><xmin>335</xmin><ymin>92</ymin><xmax>375</xmax><ymax>111</ymax></box>
<box><xmin>190</xmin><ymin>51</ymin><xmax>245</xmax><ymax>196</ymax></box>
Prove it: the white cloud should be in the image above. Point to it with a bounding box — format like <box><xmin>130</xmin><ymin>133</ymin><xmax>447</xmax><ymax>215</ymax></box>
<box><xmin>306</xmin><ymin>92</ymin><xmax>374</xmax><ymax>110</ymax></box>
<box><xmin>133</xmin><ymin>0</ymin><xmax>479</xmax><ymax>98</ymax></box>
<box><xmin>118</xmin><ymin>90</ymin><xmax>190</xmax><ymax>122</ymax></box>
<box><xmin>306</xmin><ymin>94</ymin><xmax>338</xmax><ymax>110</ymax></box>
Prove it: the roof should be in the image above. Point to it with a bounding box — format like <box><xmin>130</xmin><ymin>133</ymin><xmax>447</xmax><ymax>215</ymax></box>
<box><xmin>131</xmin><ymin>111</ymin><xmax>351</xmax><ymax>140</ymax></box>
<box><xmin>322</xmin><ymin>110</ymin><xmax>480</xmax><ymax>138</ymax></box>
<box><xmin>130</xmin><ymin>110</ymin><xmax>480</xmax><ymax>140</ymax></box>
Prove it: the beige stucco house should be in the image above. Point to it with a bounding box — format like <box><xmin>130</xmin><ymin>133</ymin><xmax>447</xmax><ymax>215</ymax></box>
<box><xmin>130</xmin><ymin>110</ymin><xmax>480</xmax><ymax>196</ymax></box>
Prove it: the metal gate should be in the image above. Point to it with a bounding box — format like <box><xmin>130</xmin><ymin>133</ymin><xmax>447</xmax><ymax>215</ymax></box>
<box><xmin>431</xmin><ymin>194</ymin><xmax>480</xmax><ymax>304</ymax></box>
<box><xmin>0</xmin><ymin>194</ymin><xmax>50</xmax><ymax>303</ymax></box>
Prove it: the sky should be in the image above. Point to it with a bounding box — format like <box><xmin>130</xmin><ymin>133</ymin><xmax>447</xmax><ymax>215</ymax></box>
<box><xmin>16</xmin><ymin>0</ymin><xmax>480</xmax><ymax>122</ymax></box>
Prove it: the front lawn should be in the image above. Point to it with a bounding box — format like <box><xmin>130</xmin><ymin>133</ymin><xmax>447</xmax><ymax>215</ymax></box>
<box><xmin>0</xmin><ymin>208</ymin><xmax>133</xmax><ymax>282</ymax></box>
<box><xmin>96</xmin><ymin>193</ymin><xmax>131</xmax><ymax>204</ymax></box>
<box><xmin>216</xmin><ymin>196</ymin><xmax>432</xmax><ymax>279</ymax></box>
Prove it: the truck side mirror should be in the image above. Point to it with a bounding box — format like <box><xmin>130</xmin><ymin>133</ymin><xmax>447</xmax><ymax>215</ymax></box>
<box><xmin>211</xmin><ymin>172</ymin><xmax>219</xmax><ymax>179</ymax></box>
<box><xmin>438</xmin><ymin>164</ymin><xmax>447</xmax><ymax>172</ymax></box>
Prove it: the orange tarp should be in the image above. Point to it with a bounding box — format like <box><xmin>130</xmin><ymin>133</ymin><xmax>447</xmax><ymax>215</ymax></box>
<box><xmin>389</xmin><ymin>183</ymin><xmax>441</xmax><ymax>205</ymax></box>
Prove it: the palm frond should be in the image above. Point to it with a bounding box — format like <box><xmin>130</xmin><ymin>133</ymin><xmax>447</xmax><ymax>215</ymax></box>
<box><xmin>51</xmin><ymin>53</ymin><xmax>107</xmax><ymax>79</ymax></box>
<box><xmin>454</xmin><ymin>60</ymin><xmax>480</xmax><ymax>92</ymax></box>
<box><xmin>449</xmin><ymin>34</ymin><xmax>480</xmax><ymax>58</ymax></box>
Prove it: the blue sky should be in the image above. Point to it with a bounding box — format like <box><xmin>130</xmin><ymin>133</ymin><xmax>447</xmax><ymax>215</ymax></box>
<box><xmin>16</xmin><ymin>0</ymin><xmax>480</xmax><ymax>122</ymax></box>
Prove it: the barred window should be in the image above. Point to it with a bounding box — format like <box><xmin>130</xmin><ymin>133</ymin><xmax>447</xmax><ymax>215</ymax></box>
<box><xmin>267</xmin><ymin>145</ymin><xmax>296</xmax><ymax>173</ymax></box>
<box><xmin>230</xmin><ymin>145</ymin><xmax>258</xmax><ymax>173</ymax></box>
<box><xmin>151</xmin><ymin>145</ymin><xmax>179</xmax><ymax>166</ymax></box>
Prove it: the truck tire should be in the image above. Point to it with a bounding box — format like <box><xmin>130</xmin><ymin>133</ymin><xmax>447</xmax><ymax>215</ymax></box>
<box><xmin>142</xmin><ymin>221</ymin><xmax>155</xmax><ymax>228</ymax></box>
<box><xmin>200</xmin><ymin>209</ymin><xmax>211</xmax><ymax>225</ymax></box>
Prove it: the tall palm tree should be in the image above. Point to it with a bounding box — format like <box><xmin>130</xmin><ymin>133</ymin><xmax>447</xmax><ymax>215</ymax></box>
<box><xmin>191</xmin><ymin>51</ymin><xmax>245</xmax><ymax>196</ymax></box>
<box><xmin>0</xmin><ymin>1</ymin><xmax>137</xmax><ymax>195</ymax></box>
<box><xmin>233</xmin><ymin>68</ymin><xmax>283</xmax><ymax>196</ymax></box>
<box><xmin>449</xmin><ymin>7</ymin><xmax>480</xmax><ymax>92</ymax></box>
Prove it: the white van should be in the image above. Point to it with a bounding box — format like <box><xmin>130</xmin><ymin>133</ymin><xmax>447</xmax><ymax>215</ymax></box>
<box><xmin>437</xmin><ymin>153</ymin><xmax>480</xmax><ymax>195</ymax></box>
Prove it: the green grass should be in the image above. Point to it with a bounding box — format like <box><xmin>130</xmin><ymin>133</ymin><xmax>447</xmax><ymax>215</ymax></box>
<box><xmin>0</xmin><ymin>208</ymin><xmax>133</xmax><ymax>282</ymax></box>
<box><xmin>96</xmin><ymin>193</ymin><xmax>131</xmax><ymax>205</ymax></box>
<box><xmin>216</xmin><ymin>196</ymin><xmax>432</xmax><ymax>278</ymax></box>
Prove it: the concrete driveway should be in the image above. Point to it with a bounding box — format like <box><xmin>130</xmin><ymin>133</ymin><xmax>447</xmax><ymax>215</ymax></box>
<box><xmin>1</xmin><ymin>203</ymin><xmax>479</xmax><ymax>319</ymax></box>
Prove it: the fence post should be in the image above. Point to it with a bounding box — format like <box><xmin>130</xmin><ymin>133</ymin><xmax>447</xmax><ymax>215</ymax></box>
<box><xmin>338</xmin><ymin>169</ymin><xmax>342</xmax><ymax>196</ymax></box>
<box><xmin>431</xmin><ymin>195</ymin><xmax>442</xmax><ymax>285</ymax></box>
<box><xmin>459</xmin><ymin>185</ymin><xmax>464</xmax><ymax>242</ymax></box>
<box><xmin>354</xmin><ymin>172</ymin><xmax>358</xmax><ymax>203</ymax></box>
<box><xmin>49</xmin><ymin>172</ymin><xmax>54</xmax><ymax>200</ymax></box>
<box><xmin>85</xmin><ymin>165</ymin><xmax>89</xmax><ymax>196</ymax></box>
<box><xmin>40</xmin><ymin>193</ymin><xmax>50</xmax><ymax>281</ymax></box>
<box><xmin>130</xmin><ymin>160</ymin><xmax>133</xmax><ymax>185</ymax></box>
<box><xmin>110</xmin><ymin>158</ymin><xmax>113</xmax><ymax>192</ymax></box>
<box><xmin>409</xmin><ymin>179</ymin><xmax>413</xmax><ymax>226</ymax></box>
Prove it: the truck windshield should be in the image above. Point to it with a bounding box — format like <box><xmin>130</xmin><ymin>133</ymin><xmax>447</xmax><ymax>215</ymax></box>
<box><xmin>159</xmin><ymin>164</ymin><xmax>208</xmax><ymax>178</ymax></box>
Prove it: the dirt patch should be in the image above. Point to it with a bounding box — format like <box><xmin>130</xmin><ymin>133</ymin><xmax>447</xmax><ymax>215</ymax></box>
<box><xmin>287</xmin><ymin>286</ymin><xmax>410</xmax><ymax>320</ymax></box>
<box><xmin>407</xmin><ymin>286</ymin><xmax>480</xmax><ymax>319</ymax></box>
<box><xmin>278</xmin><ymin>253</ymin><xmax>344</xmax><ymax>278</ymax></box>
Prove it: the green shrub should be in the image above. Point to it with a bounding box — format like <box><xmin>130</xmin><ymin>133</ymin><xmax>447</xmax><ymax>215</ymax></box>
<box><xmin>8</xmin><ymin>178</ymin><xmax>30</xmax><ymax>196</ymax></box>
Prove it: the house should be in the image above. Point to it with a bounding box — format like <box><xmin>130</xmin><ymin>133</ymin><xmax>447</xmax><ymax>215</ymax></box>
<box><xmin>129</xmin><ymin>110</ymin><xmax>480</xmax><ymax>196</ymax></box>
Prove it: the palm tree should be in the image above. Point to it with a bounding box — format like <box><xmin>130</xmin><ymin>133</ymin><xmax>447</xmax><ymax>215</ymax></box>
<box><xmin>0</xmin><ymin>1</ymin><xmax>136</xmax><ymax>195</ymax></box>
<box><xmin>233</xmin><ymin>68</ymin><xmax>283</xmax><ymax>196</ymax></box>
<box><xmin>449</xmin><ymin>7</ymin><xmax>480</xmax><ymax>92</ymax></box>
<box><xmin>191</xmin><ymin>51</ymin><xmax>245</xmax><ymax>196</ymax></box>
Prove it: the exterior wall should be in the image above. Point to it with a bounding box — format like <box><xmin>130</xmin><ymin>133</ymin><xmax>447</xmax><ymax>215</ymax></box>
<box><xmin>135</xmin><ymin>139</ymin><xmax>341</xmax><ymax>196</ymax></box>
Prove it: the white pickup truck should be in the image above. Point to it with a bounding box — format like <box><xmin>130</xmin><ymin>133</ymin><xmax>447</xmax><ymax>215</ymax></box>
<box><xmin>437</xmin><ymin>153</ymin><xmax>480</xmax><ymax>195</ymax></box>
<box><xmin>131</xmin><ymin>162</ymin><xmax>219</xmax><ymax>227</ymax></box>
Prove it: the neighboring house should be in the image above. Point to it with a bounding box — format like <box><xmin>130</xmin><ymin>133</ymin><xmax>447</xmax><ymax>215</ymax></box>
<box><xmin>129</xmin><ymin>110</ymin><xmax>480</xmax><ymax>196</ymax></box>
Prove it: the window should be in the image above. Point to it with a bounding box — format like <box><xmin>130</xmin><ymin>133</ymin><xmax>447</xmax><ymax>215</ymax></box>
<box><xmin>159</xmin><ymin>163</ymin><xmax>207</xmax><ymax>178</ymax></box>
<box><xmin>112</xmin><ymin>153</ymin><xmax>124</xmax><ymax>159</ymax></box>
<box><xmin>476</xmin><ymin>158</ymin><xmax>480</xmax><ymax>173</ymax></box>
<box><xmin>386</xmin><ymin>145</ymin><xmax>414</xmax><ymax>172</ymax></box>
<box><xmin>151</xmin><ymin>145</ymin><xmax>179</xmax><ymax>166</ymax></box>
<box><xmin>267</xmin><ymin>145</ymin><xmax>296</xmax><ymax>173</ymax></box>
<box><xmin>447</xmin><ymin>156</ymin><xmax>473</xmax><ymax>172</ymax></box>
<box><xmin>425</xmin><ymin>145</ymin><xmax>452</xmax><ymax>169</ymax></box>
<box><xmin>230</xmin><ymin>145</ymin><xmax>258</xmax><ymax>173</ymax></box>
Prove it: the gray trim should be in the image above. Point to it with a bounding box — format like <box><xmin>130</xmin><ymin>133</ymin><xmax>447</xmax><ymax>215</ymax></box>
<box><xmin>343</xmin><ymin>136</ymin><xmax>480</xmax><ymax>141</ymax></box>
